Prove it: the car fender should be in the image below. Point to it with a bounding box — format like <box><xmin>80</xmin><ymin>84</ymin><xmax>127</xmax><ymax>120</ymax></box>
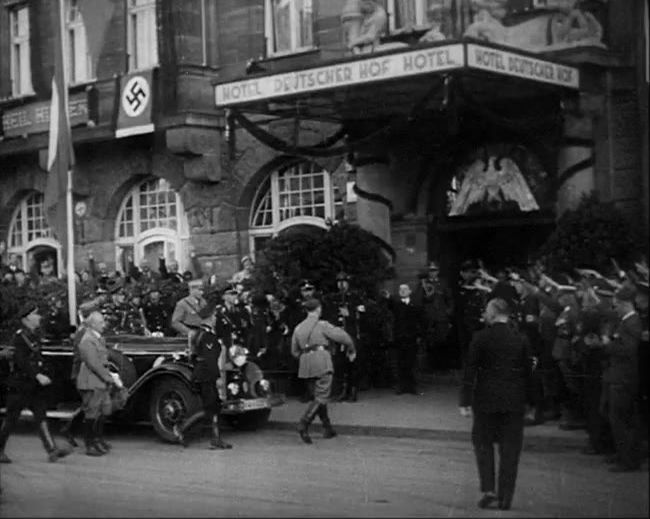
<box><xmin>127</xmin><ymin>361</ymin><xmax>194</xmax><ymax>398</ymax></box>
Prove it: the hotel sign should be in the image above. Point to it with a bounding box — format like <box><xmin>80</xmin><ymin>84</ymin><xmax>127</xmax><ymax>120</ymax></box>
<box><xmin>215</xmin><ymin>43</ymin><xmax>580</xmax><ymax>108</ymax></box>
<box><xmin>466</xmin><ymin>44</ymin><xmax>579</xmax><ymax>89</ymax></box>
<box><xmin>216</xmin><ymin>44</ymin><xmax>465</xmax><ymax>106</ymax></box>
<box><xmin>1</xmin><ymin>92</ymin><xmax>88</xmax><ymax>138</ymax></box>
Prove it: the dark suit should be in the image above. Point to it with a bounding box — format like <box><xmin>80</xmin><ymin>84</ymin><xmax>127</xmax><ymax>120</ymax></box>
<box><xmin>389</xmin><ymin>297</ymin><xmax>423</xmax><ymax>393</ymax></box>
<box><xmin>460</xmin><ymin>322</ymin><xmax>534</xmax><ymax>508</ymax></box>
<box><xmin>600</xmin><ymin>312</ymin><xmax>643</xmax><ymax>469</ymax></box>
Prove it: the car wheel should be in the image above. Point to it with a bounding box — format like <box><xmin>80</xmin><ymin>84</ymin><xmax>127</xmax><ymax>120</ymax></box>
<box><xmin>228</xmin><ymin>408</ymin><xmax>271</xmax><ymax>431</ymax></box>
<box><xmin>149</xmin><ymin>377</ymin><xmax>201</xmax><ymax>442</ymax></box>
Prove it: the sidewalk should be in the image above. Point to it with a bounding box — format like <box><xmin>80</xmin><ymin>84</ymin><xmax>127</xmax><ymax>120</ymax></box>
<box><xmin>267</xmin><ymin>376</ymin><xmax>588</xmax><ymax>450</ymax></box>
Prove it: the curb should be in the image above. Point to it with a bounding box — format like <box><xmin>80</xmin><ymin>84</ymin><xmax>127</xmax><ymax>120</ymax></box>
<box><xmin>266</xmin><ymin>420</ymin><xmax>587</xmax><ymax>452</ymax></box>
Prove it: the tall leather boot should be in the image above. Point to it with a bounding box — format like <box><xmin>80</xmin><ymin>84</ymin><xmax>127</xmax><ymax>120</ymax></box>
<box><xmin>336</xmin><ymin>383</ymin><xmax>349</xmax><ymax>402</ymax></box>
<box><xmin>38</xmin><ymin>421</ymin><xmax>72</xmax><ymax>462</ymax></box>
<box><xmin>173</xmin><ymin>411</ymin><xmax>205</xmax><ymax>447</ymax></box>
<box><xmin>298</xmin><ymin>401</ymin><xmax>320</xmax><ymax>444</ymax></box>
<box><xmin>60</xmin><ymin>407</ymin><xmax>84</xmax><ymax>447</ymax></box>
<box><xmin>209</xmin><ymin>415</ymin><xmax>232</xmax><ymax>450</ymax></box>
<box><xmin>347</xmin><ymin>386</ymin><xmax>358</xmax><ymax>402</ymax></box>
<box><xmin>317</xmin><ymin>405</ymin><xmax>337</xmax><ymax>439</ymax></box>
<box><xmin>95</xmin><ymin>416</ymin><xmax>112</xmax><ymax>452</ymax></box>
<box><xmin>83</xmin><ymin>419</ymin><xmax>104</xmax><ymax>457</ymax></box>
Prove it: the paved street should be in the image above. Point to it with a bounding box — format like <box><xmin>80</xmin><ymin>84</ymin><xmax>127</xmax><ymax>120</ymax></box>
<box><xmin>0</xmin><ymin>425</ymin><xmax>647</xmax><ymax>517</ymax></box>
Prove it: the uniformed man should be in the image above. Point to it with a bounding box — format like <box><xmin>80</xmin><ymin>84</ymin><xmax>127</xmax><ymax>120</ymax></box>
<box><xmin>60</xmin><ymin>299</ymin><xmax>102</xmax><ymax>447</ymax></box>
<box><xmin>460</xmin><ymin>298</ymin><xmax>534</xmax><ymax>511</ymax></box>
<box><xmin>101</xmin><ymin>280</ymin><xmax>128</xmax><ymax>335</ymax></box>
<box><xmin>214</xmin><ymin>286</ymin><xmax>249</xmax><ymax>351</ymax></box>
<box><xmin>0</xmin><ymin>305</ymin><xmax>72</xmax><ymax>463</ymax></box>
<box><xmin>142</xmin><ymin>286</ymin><xmax>172</xmax><ymax>336</ymax></box>
<box><xmin>173</xmin><ymin>321</ymin><xmax>232</xmax><ymax>450</ymax></box>
<box><xmin>456</xmin><ymin>260</ymin><xmax>488</xmax><ymax>369</ymax></box>
<box><xmin>591</xmin><ymin>284</ymin><xmax>643</xmax><ymax>472</ymax></box>
<box><xmin>324</xmin><ymin>272</ymin><xmax>365</xmax><ymax>402</ymax></box>
<box><xmin>291</xmin><ymin>298</ymin><xmax>355</xmax><ymax>444</ymax></box>
<box><xmin>77</xmin><ymin>311</ymin><xmax>120</xmax><ymax>457</ymax></box>
<box><xmin>171</xmin><ymin>279</ymin><xmax>214</xmax><ymax>336</ymax></box>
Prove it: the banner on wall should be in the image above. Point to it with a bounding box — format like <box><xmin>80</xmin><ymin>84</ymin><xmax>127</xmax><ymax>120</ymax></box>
<box><xmin>116</xmin><ymin>69</ymin><xmax>155</xmax><ymax>138</ymax></box>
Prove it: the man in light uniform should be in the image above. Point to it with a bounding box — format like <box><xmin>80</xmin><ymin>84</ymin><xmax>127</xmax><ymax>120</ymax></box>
<box><xmin>291</xmin><ymin>298</ymin><xmax>355</xmax><ymax>444</ymax></box>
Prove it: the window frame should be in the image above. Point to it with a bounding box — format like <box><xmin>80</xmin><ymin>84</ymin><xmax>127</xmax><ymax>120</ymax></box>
<box><xmin>8</xmin><ymin>3</ymin><xmax>34</xmax><ymax>97</ymax></box>
<box><xmin>387</xmin><ymin>0</ymin><xmax>437</xmax><ymax>33</ymax></box>
<box><xmin>65</xmin><ymin>0</ymin><xmax>94</xmax><ymax>85</ymax></box>
<box><xmin>248</xmin><ymin>160</ymin><xmax>345</xmax><ymax>259</ymax></box>
<box><xmin>264</xmin><ymin>0</ymin><xmax>315</xmax><ymax>58</ymax></box>
<box><xmin>7</xmin><ymin>192</ymin><xmax>62</xmax><ymax>273</ymax></box>
<box><xmin>114</xmin><ymin>177</ymin><xmax>189</xmax><ymax>273</ymax></box>
<box><xmin>126</xmin><ymin>0</ymin><xmax>159</xmax><ymax>71</ymax></box>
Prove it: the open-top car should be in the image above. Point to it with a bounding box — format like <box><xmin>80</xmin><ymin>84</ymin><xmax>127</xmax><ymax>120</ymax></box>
<box><xmin>0</xmin><ymin>334</ymin><xmax>283</xmax><ymax>442</ymax></box>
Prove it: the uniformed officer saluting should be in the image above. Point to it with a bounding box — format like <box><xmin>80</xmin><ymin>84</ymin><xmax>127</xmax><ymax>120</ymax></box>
<box><xmin>0</xmin><ymin>305</ymin><xmax>72</xmax><ymax>463</ymax></box>
<box><xmin>291</xmin><ymin>298</ymin><xmax>355</xmax><ymax>444</ymax></box>
<box><xmin>173</xmin><ymin>321</ymin><xmax>232</xmax><ymax>450</ymax></box>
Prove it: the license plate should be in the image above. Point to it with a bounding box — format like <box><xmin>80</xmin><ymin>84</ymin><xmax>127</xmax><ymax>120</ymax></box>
<box><xmin>222</xmin><ymin>398</ymin><xmax>270</xmax><ymax>413</ymax></box>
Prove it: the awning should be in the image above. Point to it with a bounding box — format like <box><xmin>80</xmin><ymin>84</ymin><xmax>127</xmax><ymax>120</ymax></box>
<box><xmin>215</xmin><ymin>40</ymin><xmax>580</xmax><ymax>122</ymax></box>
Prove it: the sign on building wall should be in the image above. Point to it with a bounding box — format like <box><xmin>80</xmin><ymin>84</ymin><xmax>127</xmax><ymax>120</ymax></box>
<box><xmin>215</xmin><ymin>42</ymin><xmax>580</xmax><ymax>108</ymax></box>
<box><xmin>1</xmin><ymin>92</ymin><xmax>89</xmax><ymax>138</ymax></box>
<box><xmin>216</xmin><ymin>44</ymin><xmax>465</xmax><ymax>106</ymax></box>
<box><xmin>466</xmin><ymin>44</ymin><xmax>579</xmax><ymax>89</ymax></box>
<box><xmin>116</xmin><ymin>70</ymin><xmax>155</xmax><ymax>138</ymax></box>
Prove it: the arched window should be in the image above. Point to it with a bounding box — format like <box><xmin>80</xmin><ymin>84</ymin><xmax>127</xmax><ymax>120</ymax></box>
<box><xmin>249</xmin><ymin>160</ymin><xmax>344</xmax><ymax>256</ymax></box>
<box><xmin>7</xmin><ymin>192</ymin><xmax>61</xmax><ymax>273</ymax></box>
<box><xmin>115</xmin><ymin>178</ymin><xmax>189</xmax><ymax>273</ymax></box>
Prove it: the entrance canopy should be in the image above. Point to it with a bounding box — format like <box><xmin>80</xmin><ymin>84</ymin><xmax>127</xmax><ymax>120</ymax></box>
<box><xmin>215</xmin><ymin>41</ymin><xmax>580</xmax><ymax>122</ymax></box>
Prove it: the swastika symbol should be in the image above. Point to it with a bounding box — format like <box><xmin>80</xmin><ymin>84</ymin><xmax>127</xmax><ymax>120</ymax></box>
<box><xmin>122</xmin><ymin>76</ymin><xmax>150</xmax><ymax>117</ymax></box>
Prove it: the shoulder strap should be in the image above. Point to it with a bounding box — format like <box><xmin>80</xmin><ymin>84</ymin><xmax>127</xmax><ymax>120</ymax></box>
<box><xmin>304</xmin><ymin>319</ymin><xmax>320</xmax><ymax>347</ymax></box>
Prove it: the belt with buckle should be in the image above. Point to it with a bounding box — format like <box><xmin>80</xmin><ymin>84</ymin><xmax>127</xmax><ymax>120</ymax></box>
<box><xmin>303</xmin><ymin>345</ymin><xmax>326</xmax><ymax>353</ymax></box>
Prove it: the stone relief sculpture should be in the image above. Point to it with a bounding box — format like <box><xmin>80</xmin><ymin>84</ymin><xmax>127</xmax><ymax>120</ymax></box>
<box><xmin>449</xmin><ymin>155</ymin><xmax>540</xmax><ymax>216</ymax></box>
<box><xmin>463</xmin><ymin>0</ymin><xmax>606</xmax><ymax>52</ymax></box>
<box><xmin>342</xmin><ymin>0</ymin><xmax>407</xmax><ymax>54</ymax></box>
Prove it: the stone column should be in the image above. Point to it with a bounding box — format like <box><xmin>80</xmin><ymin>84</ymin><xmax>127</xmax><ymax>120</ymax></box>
<box><xmin>353</xmin><ymin>156</ymin><xmax>393</xmax><ymax>248</ymax></box>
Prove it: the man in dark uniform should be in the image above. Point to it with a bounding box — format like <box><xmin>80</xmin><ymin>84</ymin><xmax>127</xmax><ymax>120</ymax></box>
<box><xmin>460</xmin><ymin>298</ymin><xmax>534</xmax><ymax>511</ymax></box>
<box><xmin>291</xmin><ymin>298</ymin><xmax>355</xmax><ymax>444</ymax></box>
<box><xmin>324</xmin><ymin>272</ymin><xmax>365</xmax><ymax>402</ymax></box>
<box><xmin>0</xmin><ymin>305</ymin><xmax>72</xmax><ymax>463</ymax></box>
<box><xmin>456</xmin><ymin>260</ymin><xmax>488</xmax><ymax>369</ymax></box>
<box><xmin>173</xmin><ymin>321</ymin><xmax>232</xmax><ymax>450</ymax></box>
<box><xmin>142</xmin><ymin>285</ymin><xmax>172</xmax><ymax>336</ymax></box>
<box><xmin>214</xmin><ymin>286</ymin><xmax>249</xmax><ymax>350</ymax></box>
<box><xmin>592</xmin><ymin>284</ymin><xmax>643</xmax><ymax>472</ymax></box>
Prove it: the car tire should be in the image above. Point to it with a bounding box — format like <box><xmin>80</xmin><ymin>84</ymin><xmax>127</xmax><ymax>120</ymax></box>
<box><xmin>227</xmin><ymin>408</ymin><xmax>271</xmax><ymax>431</ymax></box>
<box><xmin>149</xmin><ymin>377</ymin><xmax>202</xmax><ymax>442</ymax></box>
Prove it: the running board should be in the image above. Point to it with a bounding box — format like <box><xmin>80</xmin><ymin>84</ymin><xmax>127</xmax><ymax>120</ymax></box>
<box><xmin>0</xmin><ymin>408</ymin><xmax>76</xmax><ymax>420</ymax></box>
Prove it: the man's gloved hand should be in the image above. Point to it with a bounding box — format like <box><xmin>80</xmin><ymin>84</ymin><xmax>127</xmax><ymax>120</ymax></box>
<box><xmin>36</xmin><ymin>373</ymin><xmax>52</xmax><ymax>386</ymax></box>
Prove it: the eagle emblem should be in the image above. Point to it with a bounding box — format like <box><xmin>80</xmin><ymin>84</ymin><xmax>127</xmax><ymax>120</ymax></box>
<box><xmin>449</xmin><ymin>155</ymin><xmax>540</xmax><ymax>216</ymax></box>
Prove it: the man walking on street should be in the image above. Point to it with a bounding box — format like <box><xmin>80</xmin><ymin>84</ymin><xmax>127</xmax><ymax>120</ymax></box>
<box><xmin>0</xmin><ymin>305</ymin><xmax>72</xmax><ymax>463</ymax></box>
<box><xmin>77</xmin><ymin>311</ymin><xmax>121</xmax><ymax>456</ymax></box>
<box><xmin>460</xmin><ymin>298</ymin><xmax>535</xmax><ymax>511</ymax></box>
<box><xmin>291</xmin><ymin>298</ymin><xmax>355</xmax><ymax>444</ymax></box>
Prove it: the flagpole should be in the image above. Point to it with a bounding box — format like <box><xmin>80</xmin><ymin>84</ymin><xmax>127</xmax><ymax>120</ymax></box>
<box><xmin>56</xmin><ymin>0</ymin><xmax>77</xmax><ymax>327</ymax></box>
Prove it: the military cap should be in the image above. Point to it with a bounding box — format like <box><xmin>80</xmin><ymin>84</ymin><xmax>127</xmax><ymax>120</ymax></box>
<box><xmin>79</xmin><ymin>300</ymin><xmax>100</xmax><ymax>318</ymax></box>
<box><xmin>18</xmin><ymin>303</ymin><xmax>39</xmax><ymax>319</ymax></box>
<box><xmin>460</xmin><ymin>259</ymin><xmax>478</xmax><ymax>271</ymax></box>
<box><xmin>336</xmin><ymin>271</ymin><xmax>351</xmax><ymax>281</ymax></box>
<box><xmin>428</xmin><ymin>261</ymin><xmax>440</xmax><ymax>271</ymax></box>
<box><xmin>303</xmin><ymin>298</ymin><xmax>321</xmax><ymax>311</ymax></box>
<box><xmin>614</xmin><ymin>284</ymin><xmax>636</xmax><ymax>303</ymax></box>
<box><xmin>299</xmin><ymin>279</ymin><xmax>315</xmax><ymax>290</ymax></box>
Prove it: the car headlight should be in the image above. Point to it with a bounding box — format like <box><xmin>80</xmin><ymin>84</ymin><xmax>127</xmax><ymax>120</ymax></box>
<box><xmin>227</xmin><ymin>382</ymin><xmax>240</xmax><ymax>396</ymax></box>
